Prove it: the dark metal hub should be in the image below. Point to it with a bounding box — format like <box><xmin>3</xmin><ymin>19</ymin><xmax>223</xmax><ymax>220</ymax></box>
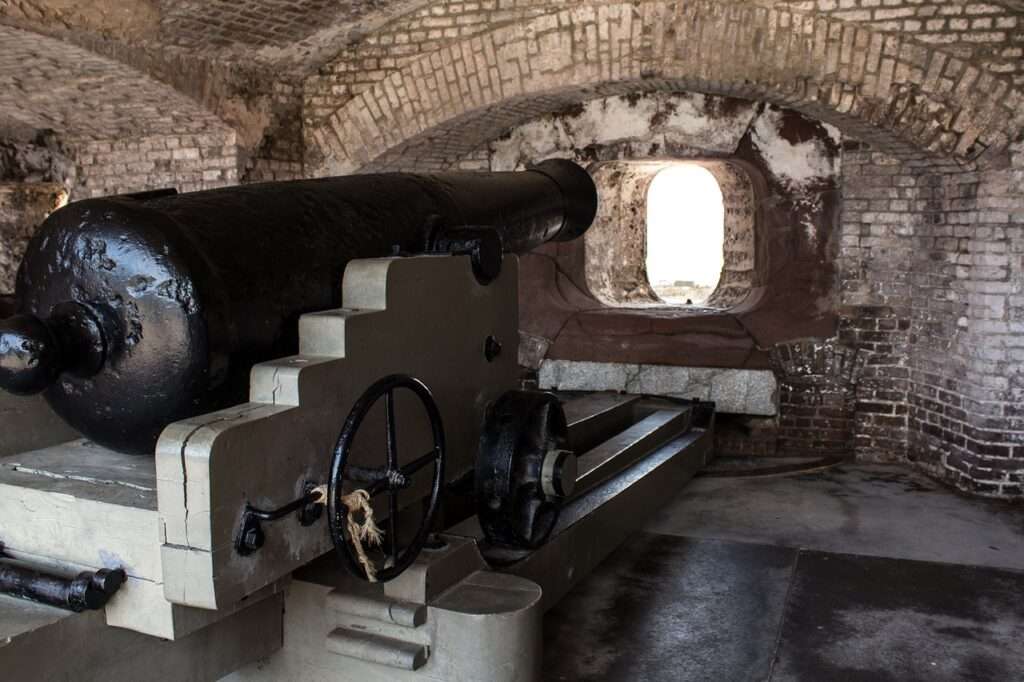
<box><xmin>476</xmin><ymin>390</ymin><xmax>573</xmax><ymax>551</ymax></box>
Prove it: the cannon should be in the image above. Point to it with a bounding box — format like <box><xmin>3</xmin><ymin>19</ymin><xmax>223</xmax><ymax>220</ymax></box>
<box><xmin>0</xmin><ymin>160</ymin><xmax>597</xmax><ymax>454</ymax></box>
<box><xmin>0</xmin><ymin>161</ymin><xmax>717</xmax><ymax>682</ymax></box>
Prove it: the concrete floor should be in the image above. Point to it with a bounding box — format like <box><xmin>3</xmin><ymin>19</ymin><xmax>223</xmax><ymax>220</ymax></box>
<box><xmin>543</xmin><ymin>462</ymin><xmax>1024</xmax><ymax>681</ymax></box>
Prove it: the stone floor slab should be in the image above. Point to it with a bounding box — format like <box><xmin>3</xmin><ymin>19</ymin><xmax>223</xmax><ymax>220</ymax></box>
<box><xmin>771</xmin><ymin>551</ymin><xmax>1024</xmax><ymax>681</ymax></box>
<box><xmin>543</xmin><ymin>534</ymin><xmax>796</xmax><ymax>682</ymax></box>
<box><xmin>646</xmin><ymin>463</ymin><xmax>1024</xmax><ymax>571</ymax></box>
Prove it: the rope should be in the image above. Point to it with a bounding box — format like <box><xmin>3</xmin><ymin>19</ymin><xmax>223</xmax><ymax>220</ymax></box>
<box><xmin>338</xmin><ymin>489</ymin><xmax>384</xmax><ymax>582</ymax></box>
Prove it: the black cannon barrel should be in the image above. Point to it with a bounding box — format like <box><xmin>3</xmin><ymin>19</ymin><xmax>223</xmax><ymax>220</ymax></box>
<box><xmin>0</xmin><ymin>159</ymin><xmax>597</xmax><ymax>454</ymax></box>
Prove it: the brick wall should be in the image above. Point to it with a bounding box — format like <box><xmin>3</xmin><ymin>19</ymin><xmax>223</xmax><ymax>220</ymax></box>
<box><xmin>771</xmin><ymin>340</ymin><xmax>867</xmax><ymax>458</ymax></box>
<box><xmin>305</xmin><ymin>0</ymin><xmax>551</xmax><ymax>125</ymax></box>
<box><xmin>837</xmin><ymin>143</ymin><xmax>1024</xmax><ymax>496</ymax></box>
<box><xmin>69</xmin><ymin>134</ymin><xmax>237</xmax><ymax>198</ymax></box>
<box><xmin>908</xmin><ymin>144</ymin><xmax>1024</xmax><ymax>496</ymax></box>
<box><xmin>838</xmin><ymin>148</ymin><xmax>923</xmax><ymax>461</ymax></box>
<box><xmin>0</xmin><ymin>25</ymin><xmax>239</xmax><ymax>198</ymax></box>
<box><xmin>483</xmin><ymin>96</ymin><xmax>1023</xmax><ymax>495</ymax></box>
<box><xmin>304</xmin><ymin>0</ymin><xmax>1024</xmax><ymax>119</ymax></box>
<box><xmin>778</xmin><ymin>0</ymin><xmax>1024</xmax><ymax>87</ymax></box>
<box><xmin>242</xmin><ymin>82</ymin><xmax>305</xmax><ymax>183</ymax></box>
<box><xmin>0</xmin><ymin>183</ymin><xmax>67</xmax><ymax>294</ymax></box>
<box><xmin>305</xmin><ymin>0</ymin><xmax>1023</xmax><ymax>175</ymax></box>
<box><xmin>306</xmin><ymin>0</ymin><xmax>1024</xmax><ymax>96</ymax></box>
<box><xmin>446</xmin><ymin>64</ymin><xmax>1023</xmax><ymax>496</ymax></box>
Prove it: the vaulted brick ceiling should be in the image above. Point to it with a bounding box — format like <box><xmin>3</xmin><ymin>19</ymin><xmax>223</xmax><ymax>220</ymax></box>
<box><xmin>0</xmin><ymin>0</ymin><xmax>431</xmax><ymax>68</ymax></box>
<box><xmin>5</xmin><ymin>0</ymin><xmax>1024</xmax><ymax>76</ymax></box>
<box><xmin>159</xmin><ymin>0</ymin><xmax>402</xmax><ymax>50</ymax></box>
<box><xmin>0</xmin><ymin>24</ymin><xmax>232</xmax><ymax>141</ymax></box>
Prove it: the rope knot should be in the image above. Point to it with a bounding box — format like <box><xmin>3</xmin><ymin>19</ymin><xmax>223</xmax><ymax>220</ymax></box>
<box><xmin>340</xmin><ymin>489</ymin><xmax>384</xmax><ymax>582</ymax></box>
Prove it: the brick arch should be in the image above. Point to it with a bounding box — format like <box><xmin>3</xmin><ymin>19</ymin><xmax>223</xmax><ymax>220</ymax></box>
<box><xmin>307</xmin><ymin>0</ymin><xmax>1024</xmax><ymax>175</ymax></box>
<box><xmin>0</xmin><ymin>25</ymin><xmax>233</xmax><ymax>146</ymax></box>
<box><xmin>0</xmin><ymin>25</ymin><xmax>238</xmax><ymax>196</ymax></box>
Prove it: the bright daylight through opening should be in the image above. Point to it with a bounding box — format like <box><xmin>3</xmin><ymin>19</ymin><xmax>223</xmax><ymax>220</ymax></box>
<box><xmin>645</xmin><ymin>165</ymin><xmax>725</xmax><ymax>306</ymax></box>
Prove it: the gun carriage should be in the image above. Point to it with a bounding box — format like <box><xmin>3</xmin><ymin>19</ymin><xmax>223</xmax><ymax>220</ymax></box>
<box><xmin>0</xmin><ymin>160</ymin><xmax>714</xmax><ymax>681</ymax></box>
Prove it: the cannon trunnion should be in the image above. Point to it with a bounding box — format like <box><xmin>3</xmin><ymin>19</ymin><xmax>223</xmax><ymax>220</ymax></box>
<box><xmin>0</xmin><ymin>160</ymin><xmax>597</xmax><ymax>454</ymax></box>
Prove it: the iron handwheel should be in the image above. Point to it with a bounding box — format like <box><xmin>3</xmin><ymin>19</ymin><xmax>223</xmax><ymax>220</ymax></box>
<box><xmin>328</xmin><ymin>374</ymin><xmax>446</xmax><ymax>582</ymax></box>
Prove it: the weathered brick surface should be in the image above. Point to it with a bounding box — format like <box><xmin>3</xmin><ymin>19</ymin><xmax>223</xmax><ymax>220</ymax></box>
<box><xmin>159</xmin><ymin>0</ymin><xmax>364</xmax><ymax>51</ymax></box>
<box><xmin>434</xmin><ymin>32</ymin><xmax>1021</xmax><ymax>496</ymax></box>
<box><xmin>838</xmin><ymin>149</ymin><xmax>922</xmax><ymax>462</ymax></box>
<box><xmin>777</xmin><ymin>0</ymin><xmax>1024</xmax><ymax>87</ymax></box>
<box><xmin>0</xmin><ymin>25</ymin><xmax>238</xmax><ymax>197</ymax></box>
<box><xmin>70</xmin><ymin>135</ymin><xmax>237</xmax><ymax>198</ymax></box>
<box><xmin>305</xmin><ymin>1</ymin><xmax>1024</xmax><ymax>176</ymax></box>
<box><xmin>242</xmin><ymin>81</ymin><xmax>305</xmax><ymax>183</ymax></box>
<box><xmin>306</xmin><ymin>0</ymin><xmax>1024</xmax><ymax>102</ymax></box>
<box><xmin>771</xmin><ymin>339</ymin><xmax>868</xmax><ymax>458</ymax></box>
<box><xmin>0</xmin><ymin>182</ymin><xmax>66</xmax><ymax>294</ymax></box>
<box><xmin>918</xmin><ymin>145</ymin><xmax>1024</xmax><ymax>497</ymax></box>
<box><xmin>1</xmin><ymin>0</ymin><xmax>420</xmax><ymax>68</ymax></box>
<box><xmin>0</xmin><ymin>25</ymin><xmax>229</xmax><ymax>144</ymax></box>
<box><xmin>840</xmin><ymin>145</ymin><xmax>1024</xmax><ymax>496</ymax></box>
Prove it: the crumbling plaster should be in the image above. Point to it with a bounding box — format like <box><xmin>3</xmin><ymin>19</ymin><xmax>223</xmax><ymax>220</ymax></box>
<box><xmin>504</xmin><ymin>93</ymin><xmax>842</xmax><ymax>372</ymax></box>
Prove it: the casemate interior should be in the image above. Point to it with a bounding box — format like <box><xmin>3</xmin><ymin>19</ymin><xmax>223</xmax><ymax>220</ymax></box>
<box><xmin>1</xmin><ymin>2</ymin><xmax>1023</xmax><ymax>681</ymax></box>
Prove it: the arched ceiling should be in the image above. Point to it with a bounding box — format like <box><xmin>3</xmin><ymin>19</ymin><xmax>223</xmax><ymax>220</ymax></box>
<box><xmin>0</xmin><ymin>0</ymin><xmax>432</xmax><ymax>70</ymax></box>
<box><xmin>307</xmin><ymin>1</ymin><xmax>1024</xmax><ymax>176</ymax></box>
<box><xmin>1</xmin><ymin>0</ymin><xmax>1021</xmax><ymax>174</ymax></box>
<box><xmin>3</xmin><ymin>0</ymin><xmax>1023</xmax><ymax>85</ymax></box>
<box><xmin>0</xmin><ymin>24</ymin><xmax>232</xmax><ymax>142</ymax></box>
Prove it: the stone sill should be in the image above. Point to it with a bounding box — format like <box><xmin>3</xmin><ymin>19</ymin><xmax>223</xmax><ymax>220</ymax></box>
<box><xmin>538</xmin><ymin>359</ymin><xmax>778</xmax><ymax>416</ymax></box>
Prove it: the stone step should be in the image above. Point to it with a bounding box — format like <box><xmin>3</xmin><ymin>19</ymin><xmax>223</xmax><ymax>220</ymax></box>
<box><xmin>326</xmin><ymin>626</ymin><xmax>430</xmax><ymax>671</ymax></box>
<box><xmin>326</xmin><ymin>590</ymin><xmax>427</xmax><ymax>628</ymax></box>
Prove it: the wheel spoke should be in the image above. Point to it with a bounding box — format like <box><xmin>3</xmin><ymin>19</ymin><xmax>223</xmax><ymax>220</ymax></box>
<box><xmin>385</xmin><ymin>389</ymin><xmax>398</xmax><ymax>470</ymax></box>
<box><xmin>347</xmin><ymin>465</ymin><xmax>387</xmax><ymax>485</ymax></box>
<box><xmin>385</xmin><ymin>389</ymin><xmax>400</xmax><ymax>562</ymax></box>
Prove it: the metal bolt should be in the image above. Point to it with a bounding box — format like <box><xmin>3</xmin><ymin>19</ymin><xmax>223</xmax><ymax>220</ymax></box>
<box><xmin>423</xmin><ymin>533</ymin><xmax>449</xmax><ymax>552</ymax></box>
<box><xmin>243</xmin><ymin>526</ymin><xmax>264</xmax><ymax>551</ymax></box>
<box><xmin>91</xmin><ymin>568</ymin><xmax>126</xmax><ymax>596</ymax></box>
<box><xmin>299</xmin><ymin>502</ymin><xmax>323</xmax><ymax>527</ymax></box>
